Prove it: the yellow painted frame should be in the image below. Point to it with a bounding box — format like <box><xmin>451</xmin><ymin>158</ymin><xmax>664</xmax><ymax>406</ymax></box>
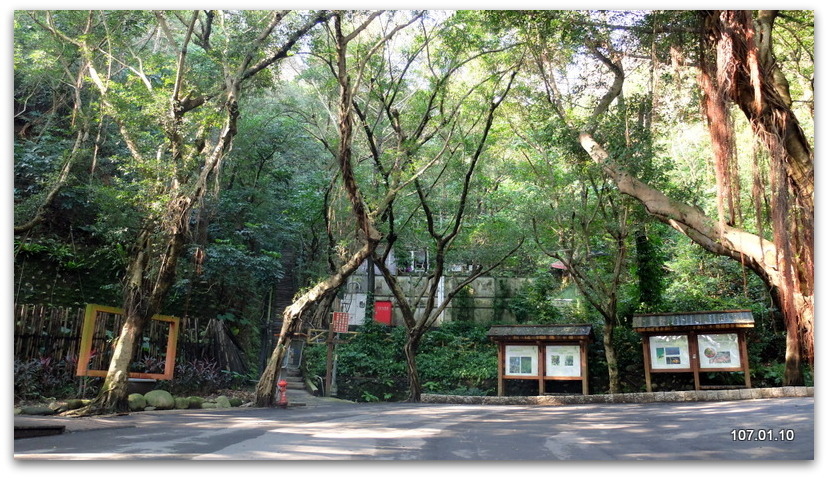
<box><xmin>75</xmin><ymin>304</ymin><xmax>180</xmax><ymax>380</ymax></box>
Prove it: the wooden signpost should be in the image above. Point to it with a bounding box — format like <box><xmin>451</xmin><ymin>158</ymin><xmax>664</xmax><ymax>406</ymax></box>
<box><xmin>488</xmin><ymin>324</ymin><xmax>594</xmax><ymax>396</ymax></box>
<box><xmin>632</xmin><ymin>310</ymin><xmax>754</xmax><ymax>392</ymax></box>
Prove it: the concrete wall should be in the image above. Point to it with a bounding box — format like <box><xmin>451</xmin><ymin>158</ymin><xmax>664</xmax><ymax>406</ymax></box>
<box><xmin>341</xmin><ymin>274</ymin><xmax>533</xmax><ymax>326</ymax></box>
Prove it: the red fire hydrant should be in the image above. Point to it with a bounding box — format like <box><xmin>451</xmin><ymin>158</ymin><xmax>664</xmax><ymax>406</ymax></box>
<box><xmin>277</xmin><ymin>379</ymin><xmax>288</xmax><ymax>408</ymax></box>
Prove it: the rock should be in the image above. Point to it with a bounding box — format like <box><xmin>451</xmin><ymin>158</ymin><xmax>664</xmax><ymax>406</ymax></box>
<box><xmin>187</xmin><ymin>396</ymin><xmax>204</xmax><ymax>409</ymax></box>
<box><xmin>65</xmin><ymin>399</ymin><xmax>87</xmax><ymax>410</ymax></box>
<box><xmin>20</xmin><ymin>405</ymin><xmax>56</xmax><ymax>416</ymax></box>
<box><xmin>229</xmin><ymin>398</ymin><xmax>243</xmax><ymax>407</ymax></box>
<box><xmin>128</xmin><ymin>393</ymin><xmax>147</xmax><ymax>411</ymax></box>
<box><xmin>174</xmin><ymin>397</ymin><xmax>191</xmax><ymax>409</ymax></box>
<box><xmin>202</xmin><ymin>402</ymin><xmax>217</xmax><ymax>409</ymax></box>
<box><xmin>215</xmin><ymin>395</ymin><xmax>232</xmax><ymax>408</ymax></box>
<box><xmin>48</xmin><ymin>401</ymin><xmax>68</xmax><ymax>413</ymax></box>
<box><xmin>144</xmin><ymin>389</ymin><xmax>175</xmax><ymax>410</ymax></box>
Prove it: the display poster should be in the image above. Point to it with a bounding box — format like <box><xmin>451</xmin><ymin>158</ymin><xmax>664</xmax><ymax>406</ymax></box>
<box><xmin>697</xmin><ymin>333</ymin><xmax>741</xmax><ymax>369</ymax></box>
<box><xmin>649</xmin><ymin>335</ymin><xmax>691</xmax><ymax>370</ymax></box>
<box><xmin>545</xmin><ymin>345</ymin><xmax>582</xmax><ymax>377</ymax></box>
<box><xmin>505</xmin><ymin>345</ymin><xmax>538</xmax><ymax>376</ymax></box>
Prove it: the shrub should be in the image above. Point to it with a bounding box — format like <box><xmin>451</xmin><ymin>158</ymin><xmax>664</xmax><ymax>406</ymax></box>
<box><xmin>14</xmin><ymin>357</ymin><xmax>101</xmax><ymax>402</ymax></box>
<box><xmin>305</xmin><ymin>320</ymin><xmax>498</xmax><ymax>401</ymax></box>
<box><xmin>416</xmin><ymin>321</ymin><xmax>497</xmax><ymax>395</ymax></box>
<box><xmin>161</xmin><ymin>358</ymin><xmax>247</xmax><ymax>396</ymax></box>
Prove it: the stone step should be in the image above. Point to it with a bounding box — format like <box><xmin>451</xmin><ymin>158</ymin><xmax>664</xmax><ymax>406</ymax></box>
<box><xmin>279</xmin><ymin>387</ymin><xmax>315</xmax><ymax>407</ymax></box>
<box><xmin>276</xmin><ymin>369</ymin><xmax>316</xmax><ymax>402</ymax></box>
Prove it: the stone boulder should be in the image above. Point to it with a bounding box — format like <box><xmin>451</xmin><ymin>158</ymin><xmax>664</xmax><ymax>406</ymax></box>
<box><xmin>128</xmin><ymin>393</ymin><xmax>147</xmax><ymax>411</ymax></box>
<box><xmin>19</xmin><ymin>405</ymin><xmax>57</xmax><ymax>416</ymax></box>
<box><xmin>187</xmin><ymin>396</ymin><xmax>204</xmax><ymax>409</ymax></box>
<box><xmin>214</xmin><ymin>395</ymin><xmax>232</xmax><ymax>408</ymax></box>
<box><xmin>174</xmin><ymin>397</ymin><xmax>191</xmax><ymax>409</ymax></box>
<box><xmin>65</xmin><ymin>399</ymin><xmax>88</xmax><ymax>410</ymax></box>
<box><xmin>144</xmin><ymin>389</ymin><xmax>174</xmax><ymax>410</ymax></box>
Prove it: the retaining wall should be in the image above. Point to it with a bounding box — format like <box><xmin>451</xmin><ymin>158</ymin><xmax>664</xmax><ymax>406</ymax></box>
<box><xmin>422</xmin><ymin>386</ymin><xmax>814</xmax><ymax>405</ymax></box>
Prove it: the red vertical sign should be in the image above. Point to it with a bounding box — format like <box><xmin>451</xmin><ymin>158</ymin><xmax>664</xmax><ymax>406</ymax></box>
<box><xmin>374</xmin><ymin>301</ymin><xmax>392</xmax><ymax>325</ymax></box>
<box><xmin>332</xmin><ymin>312</ymin><xmax>350</xmax><ymax>333</ymax></box>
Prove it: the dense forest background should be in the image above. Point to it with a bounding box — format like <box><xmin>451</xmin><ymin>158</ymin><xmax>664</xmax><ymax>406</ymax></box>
<box><xmin>12</xmin><ymin>10</ymin><xmax>814</xmax><ymax>406</ymax></box>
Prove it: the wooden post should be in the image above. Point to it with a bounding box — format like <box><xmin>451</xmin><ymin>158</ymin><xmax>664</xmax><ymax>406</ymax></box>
<box><xmin>324</xmin><ymin>319</ymin><xmax>335</xmax><ymax>397</ymax></box>
<box><xmin>580</xmin><ymin>339</ymin><xmax>589</xmax><ymax>395</ymax></box>
<box><xmin>690</xmin><ymin>332</ymin><xmax>701</xmax><ymax>391</ymax></box>
<box><xmin>739</xmin><ymin>330</ymin><xmax>752</xmax><ymax>388</ymax></box>
<box><xmin>497</xmin><ymin>342</ymin><xmax>504</xmax><ymax>396</ymax></box>
<box><xmin>642</xmin><ymin>335</ymin><xmax>653</xmax><ymax>393</ymax></box>
<box><xmin>537</xmin><ymin>342</ymin><xmax>544</xmax><ymax>395</ymax></box>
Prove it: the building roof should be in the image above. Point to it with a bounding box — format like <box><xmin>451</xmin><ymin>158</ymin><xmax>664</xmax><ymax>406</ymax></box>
<box><xmin>632</xmin><ymin>310</ymin><xmax>755</xmax><ymax>330</ymax></box>
<box><xmin>487</xmin><ymin>324</ymin><xmax>593</xmax><ymax>341</ymax></box>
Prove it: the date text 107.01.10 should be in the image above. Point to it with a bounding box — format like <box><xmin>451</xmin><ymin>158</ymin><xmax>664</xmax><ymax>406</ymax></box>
<box><xmin>731</xmin><ymin>429</ymin><xmax>795</xmax><ymax>441</ymax></box>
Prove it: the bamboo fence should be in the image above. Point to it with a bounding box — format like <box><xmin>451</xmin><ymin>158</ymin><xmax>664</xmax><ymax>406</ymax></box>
<box><xmin>13</xmin><ymin>304</ymin><xmax>221</xmax><ymax>369</ymax></box>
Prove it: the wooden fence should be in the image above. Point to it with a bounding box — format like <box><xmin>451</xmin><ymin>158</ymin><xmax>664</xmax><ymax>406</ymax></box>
<box><xmin>13</xmin><ymin>304</ymin><xmax>244</xmax><ymax>373</ymax></box>
<box><xmin>14</xmin><ymin>304</ymin><xmax>85</xmax><ymax>363</ymax></box>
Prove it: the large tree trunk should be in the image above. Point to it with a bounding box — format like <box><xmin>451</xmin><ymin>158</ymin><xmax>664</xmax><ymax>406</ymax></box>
<box><xmin>699</xmin><ymin>10</ymin><xmax>812</xmax><ymax>383</ymax></box>
<box><xmin>254</xmin><ymin>241</ymin><xmax>378</xmax><ymax>407</ymax></box>
<box><xmin>89</xmin><ymin>315</ymin><xmax>145</xmax><ymax>413</ymax></box>
<box><xmin>603</xmin><ymin>320</ymin><xmax>620</xmax><ymax>394</ymax></box>
<box><xmin>68</xmin><ymin>221</ymin><xmax>188</xmax><ymax>415</ymax></box>
<box><xmin>404</xmin><ymin>332</ymin><xmax>423</xmax><ymax>402</ymax></box>
<box><xmin>255</xmin><ymin>13</ymin><xmax>385</xmax><ymax>406</ymax></box>
<box><xmin>571</xmin><ymin>11</ymin><xmax>812</xmax><ymax>385</ymax></box>
<box><xmin>579</xmin><ymin>133</ymin><xmax>812</xmax><ymax>385</ymax></box>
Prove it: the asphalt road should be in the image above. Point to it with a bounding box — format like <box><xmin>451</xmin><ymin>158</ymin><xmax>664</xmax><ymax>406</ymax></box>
<box><xmin>14</xmin><ymin>397</ymin><xmax>814</xmax><ymax>460</ymax></box>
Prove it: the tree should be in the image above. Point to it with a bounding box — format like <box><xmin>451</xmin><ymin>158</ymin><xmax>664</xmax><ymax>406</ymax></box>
<box><xmin>25</xmin><ymin>10</ymin><xmax>330</xmax><ymax>415</ymax></box>
<box><xmin>576</xmin><ymin>10</ymin><xmax>813</xmax><ymax>384</ymax></box>
<box><xmin>255</xmin><ymin>10</ymin><xmax>430</xmax><ymax>406</ymax></box>
<box><xmin>324</xmin><ymin>13</ymin><xmax>525</xmax><ymax>401</ymax></box>
<box><xmin>531</xmin><ymin>168</ymin><xmax>634</xmax><ymax>394</ymax></box>
<box><xmin>14</xmin><ymin>9</ymin><xmax>810</xmax><ymax>404</ymax></box>
<box><xmin>493</xmin><ymin>9</ymin><xmax>813</xmax><ymax>385</ymax></box>
<box><xmin>373</xmin><ymin>69</ymin><xmax>523</xmax><ymax>400</ymax></box>
<box><xmin>14</xmin><ymin>12</ymin><xmax>92</xmax><ymax>235</ymax></box>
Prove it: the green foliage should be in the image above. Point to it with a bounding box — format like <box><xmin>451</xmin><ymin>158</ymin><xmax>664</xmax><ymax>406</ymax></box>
<box><xmin>199</xmin><ymin>241</ymin><xmax>284</xmax><ymax>290</ymax></box>
<box><xmin>630</xmin><ymin>224</ymin><xmax>669</xmax><ymax>312</ymax></box>
<box><xmin>507</xmin><ymin>271</ymin><xmax>567</xmax><ymax>324</ymax></box>
<box><xmin>304</xmin><ymin>319</ymin><xmax>498</xmax><ymax>401</ymax></box>
<box><xmin>162</xmin><ymin>359</ymin><xmax>249</xmax><ymax>396</ymax></box>
<box><xmin>14</xmin><ymin>235</ymin><xmax>124</xmax><ymax>307</ymax></box>
<box><xmin>451</xmin><ymin>286</ymin><xmax>475</xmax><ymax>322</ymax></box>
<box><xmin>416</xmin><ymin>321</ymin><xmax>497</xmax><ymax>395</ymax></box>
<box><xmin>14</xmin><ymin>357</ymin><xmax>100</xmax><ymax>402</ymax></box>
<box><xmin>658</xmin><ymin>239</ymin><xmax>772</xmax><ymax>313</ymax></box>
<box><xmin>587</xmin><ymin>324</ymin><xmax>646</xmax><ymax>393</ymax></box>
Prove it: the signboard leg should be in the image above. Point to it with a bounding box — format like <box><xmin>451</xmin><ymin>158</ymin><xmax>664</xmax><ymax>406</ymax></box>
<box><xmin>537</xmin><ymin>343</ymin><xmax>545</xmax><ymax>395</ymax></box>
<box><xmin>497</xmin><ymin>343</ymin><xmax>504</xmax><ymax>396</ymax></box>
<box><xmin>642</xmin><ymin>336</ymin><xmax>653</xmax><ymax>393</ymax></box>
<box><xmin>690</xmin><ymin>332</ymin><xmax>701</xmax><ymax>391</ymax></box>
<box><xmin>325</xmin><ymin>321</ymin><xmax>334</xmax><ymax>397</ymax></box>
<box><xmin>581</xmin><ymin>340</ymin><xmax>589</xmax><ymax>395</ymax></box>
<box><xmin>740</xmin><ymin>331</ymin><xmax>752</xmax><ymax>388</ymax></box>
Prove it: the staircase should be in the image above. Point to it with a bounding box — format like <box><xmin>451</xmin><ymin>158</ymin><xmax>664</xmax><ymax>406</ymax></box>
<box><xmin>278</xmin><ymin>367</ymin><xmax>315</xmax><ymax>407</ymax></box>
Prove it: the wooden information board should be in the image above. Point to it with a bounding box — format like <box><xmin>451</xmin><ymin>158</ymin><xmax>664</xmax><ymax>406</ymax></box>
<box><xmin>488</xmin><ymin>324</ymin><xmax>593</xmax><ymax>396</ymax></box>
<box><xmin>633</xmin><ymin>310</ymin><xmax>754</xmax><ymax>392</ymax></box>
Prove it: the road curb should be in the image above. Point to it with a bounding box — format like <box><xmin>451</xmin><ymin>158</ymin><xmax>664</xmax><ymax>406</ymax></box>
<box><xmin>421</xmin><ymin>386</ymin><xmax>814</xmax><ymax>405</ymax></box>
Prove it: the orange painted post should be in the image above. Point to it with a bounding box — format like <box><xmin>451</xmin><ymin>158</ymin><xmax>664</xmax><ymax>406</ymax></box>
<box><xmin>278</xmin><ymin>379</ymin><xmax>289</xmax><ymax>408</ymax></box>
